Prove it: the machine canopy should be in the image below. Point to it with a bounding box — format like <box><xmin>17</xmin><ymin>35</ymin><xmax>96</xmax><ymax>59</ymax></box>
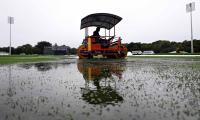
<box><xmin>80</xmin><ymin>13</ymin><xmax>122</xmax><ymax>30</ymax></box>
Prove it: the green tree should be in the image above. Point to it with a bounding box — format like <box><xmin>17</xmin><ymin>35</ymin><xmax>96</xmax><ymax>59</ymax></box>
<box><xmin>15</xmin><ymin>44</ymin><xmax>33</xmax><ymax>54</ymax></box>
<box><xmin>176</xmin><ymin>43</ymin><xmax>184</xmax><ymax>53</ymax></box>
<box><xmin>69</xmin><ymin>48</ymin><xmax>77</xmax><ymax>55</ymax></box>
<box><xmin>193</xmin><ymin>40</ymin><xmax>200</xmax><ymax>53</ymax></box>
<box><xmin>141</xmin><ymin>43</ymin><xmax>152</xmax><ymax>51</ymax></box>
<box><xmin>34</xmin><ymin>41</ymin><xmax>52</xmax><ymax>54</ymax></box>
<box><xmin>152</xmin><ymin>40</ymin><xmax>172</xmax><ymax>53</ymax></box>
<box><xmin>126</xmin><ymin>42</ymin><xmax>142</xmax><ymax>51</ymax></box>
<box><xmin>182</xmin><ymin>40</ymin><xmax>191</xmax><ymax>53</ymax></box>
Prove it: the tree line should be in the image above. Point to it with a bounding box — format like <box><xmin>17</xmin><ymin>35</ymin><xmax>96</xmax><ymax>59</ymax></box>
<box><xmin>125</xmin><ymin>39</ymin><xmax>200</xmax><ymax>53</ymax></box>
<box><xmin>1</xmin><ymin>40</ymin><xmax>200</xmax><ymax>55</ymax></box>
<box><xmin>0</xmin><ymin>41</ymin><xmax>77</xmax><ymax>55</ymax></box>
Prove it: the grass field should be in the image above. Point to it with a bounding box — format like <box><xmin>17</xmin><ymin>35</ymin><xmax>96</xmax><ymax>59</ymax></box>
<box><xmin>0</xmin><ymin>54</ymin><xmax>200</xmax><ymax>65</ymax></box>
<box><xmin>127</xmin><ymin>55</ymin><xmax>200</xmax><ymax>59</ymax></box>
<box><xmin>0</xmin><ymin>55</ymin><xmax>66</xmax><ymax>64</ymax></box>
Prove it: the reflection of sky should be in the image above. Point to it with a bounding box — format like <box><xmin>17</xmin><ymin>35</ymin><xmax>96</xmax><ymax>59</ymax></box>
<box><xmin>0</xmin><ymin>59</ymin><xmax>200</xmax><ymax>120</ymax></box>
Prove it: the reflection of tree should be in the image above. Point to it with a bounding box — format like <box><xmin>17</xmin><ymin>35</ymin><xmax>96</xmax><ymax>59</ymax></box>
<box><xmin>34</xmin><ymin>63</ymin><xmax>52</xmax><ymax>71</ymax></box>
<box><xmin>18</xmin><ymin>61</ymin><xmax>74</xmax><ymax>71</ymax></box>
<box><xmin>77</xmin><ymin>59</ymin><xmax>126</xmax><ymax>105</ymax></box>
<box><xmin>82</xmin><ymin>86</ymin><xmax>123</xmax><ymax>105</ymax></box>
<box><xmin>17</xmin><ymin>64</ymin><xmax>33</xmax><ymax>69</ymax></box>
<box><xmin>18</xmin><ymin>63</ymin><xmax>53</xmax><ymax>71</ymax></box>
<box><xmin>34</xmin><ymin>62</ymin><xmax>73</xmax><ymax>71</ymax></box>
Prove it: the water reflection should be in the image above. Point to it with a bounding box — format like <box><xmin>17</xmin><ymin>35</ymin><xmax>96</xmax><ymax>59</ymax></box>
<box><xmin>7</xmin><ymin>65</ymin><xmax>16</xmax><ymax>97</ymax></box>
<box><xmin>0</xmin><ymin>60</ymin><xmax>78</xmax><ymax>120</ymax></box>
<box><xmin>17</xmin><ymin>64</ymin><xmax>33</xmax><ymax>69</ymax></box>
<box><xmin>34</xmin><ymin>63</ymin><xmax>53</xmax><ymax>71</ymax></box>
<box><xmin>77</xmin><ymin>59</ymin><xmax>126</xmax><ymax>105</ymax></box>
<box><xmin>18</xmin><ymin>60</ymin><xmax>75</xmax><ymax>71</ymax></box>
<box><xmin>0</xmin><ymin>59</ymin><xmax>200</xmax><ymax>120</ymax></box>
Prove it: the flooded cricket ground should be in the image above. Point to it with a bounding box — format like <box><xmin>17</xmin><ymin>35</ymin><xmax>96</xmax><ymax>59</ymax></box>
<box><xmin>0</xmin><ymin>58</ymin><xmax>200</xmax><ymax>120</ymax></box>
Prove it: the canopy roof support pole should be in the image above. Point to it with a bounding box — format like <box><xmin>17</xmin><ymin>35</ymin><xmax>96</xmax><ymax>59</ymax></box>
<box><xmin>85</xmin><ymin>27</ymin><xmax>88</xmax><ymax>38</ymax></box>
<box><xmin>109</xmin><ymin>30</ymin><xmax>110</xmax><ymax>38</ymax></box>
<box><xmin>105</xmin><ymin>28</ymin><xmax>106</xmax><ymax>38</ymax></box>
<box><xmin>114</xmin><ymin>19</ymin><xmax>116</xmax><ymax>37</ymax></box>
<box><xmin>109</xmin><ymin>24</ymin><xmax>110</xmax><ymax>38</ymax></box>
<box><xmin>114</xmin><ymin>26</ymin><xmax>115</xmax><ymax>36</ymax></box>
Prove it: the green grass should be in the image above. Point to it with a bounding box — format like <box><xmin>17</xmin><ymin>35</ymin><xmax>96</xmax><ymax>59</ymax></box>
<box><xmin>127</xmin><ymin>55</ymin><xmax>200</xmax><ymax>60</ymax></box>
<box><xmin>0</xmin><ymin>55</ymin><xmax>66</xmax><ymax>64</ymax></box>
<box><xmin>1</xmin><ymin>54</ymin><xmax>199</xmax><ymax>65</ymax></box>
<box><xmin>156</xmin><ymin>53</ymin><xmax>200</xmax><ymax>55</ymax></box>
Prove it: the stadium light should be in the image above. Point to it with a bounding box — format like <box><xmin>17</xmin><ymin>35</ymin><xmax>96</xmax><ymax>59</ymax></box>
<box><xmin>186</xmin><ymin>2</ymin><xmax>195</xmax><ymax>53</ymax></box>
<box><xmin>8</xmin><ymin>16</ymin><xmax>14</xmax><ymax>55</ymax></box>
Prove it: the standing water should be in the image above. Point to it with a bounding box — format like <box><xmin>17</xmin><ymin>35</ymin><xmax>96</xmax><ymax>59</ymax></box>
<box><xmin>0</xmin><ymin>58</ymin><xmax>200</xmax><ymax>120</ymax></box>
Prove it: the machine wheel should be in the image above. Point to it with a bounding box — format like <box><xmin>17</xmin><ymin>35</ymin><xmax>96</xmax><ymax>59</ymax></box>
<box><xmin>78</xmin><ymin>45</ymin><xmax>86</xmax><ymax>59</ymax></box>
<box><xmin>78</xmin><ymin>45</ymin><xmax>94</xmax><ymax>59</ymax></box>
<box><xmin>106</xmin><ymin>45</ymin><xmax>127</xmax><ymax>59</ymax></box>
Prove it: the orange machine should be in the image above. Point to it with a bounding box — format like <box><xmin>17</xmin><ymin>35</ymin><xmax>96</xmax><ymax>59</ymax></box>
<box><xmin>77</xmin><ymin>13</ymin><xmax>127</xmax><ymax>59</ymax></box>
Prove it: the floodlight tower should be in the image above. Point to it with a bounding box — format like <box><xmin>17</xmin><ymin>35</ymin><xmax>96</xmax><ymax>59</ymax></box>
<box><xmin>8</xmin><ymin>16</ymin><xmax>14</xmax><ymax>55</ymax></box>
<box><xmin>186</xmin><ymin>2</ymin><xmax>195</xmax><ymax>53</ymax></box>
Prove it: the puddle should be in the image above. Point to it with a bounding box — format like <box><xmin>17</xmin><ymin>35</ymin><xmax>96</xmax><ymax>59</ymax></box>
<box><xmin>0</xmin><ymin>58</ymin><xmax>200</xmax><ymax>120</ymax></box>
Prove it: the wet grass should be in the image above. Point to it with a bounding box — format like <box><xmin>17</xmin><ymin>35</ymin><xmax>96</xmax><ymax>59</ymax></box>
<box><xmin>156</xmin><ymin>53</ymin><xmax>200</xmax><ymax>55</ymax></box>
<box><xmin>0</xmin><ymin>55</ymin><xmax>66</xmax><ymax>64</ymax></box>
<box><xmin>127</xmin><ymin>55</ymin><xmax>200</xmax><ymax>60</ymax></box>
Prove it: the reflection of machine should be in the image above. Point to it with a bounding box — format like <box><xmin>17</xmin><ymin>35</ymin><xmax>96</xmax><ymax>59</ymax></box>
<box><xmin>77</xmin><ymin>13</ymin><xmax>127</xmax><ymax>59</ymax></box>
<box><xmin>77</xmin><ymin>60</ymin><xmax>126</xmax><ymax>105</ymax></box>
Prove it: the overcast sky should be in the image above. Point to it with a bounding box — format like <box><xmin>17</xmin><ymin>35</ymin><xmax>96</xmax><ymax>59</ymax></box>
<box><xmin>0</xmin><ymin>0</ymin><xmax>199</xmax><ymax>48</ymax></box>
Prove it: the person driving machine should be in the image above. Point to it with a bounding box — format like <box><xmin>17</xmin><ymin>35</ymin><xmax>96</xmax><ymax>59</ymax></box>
<box><xmin>92</xmin><ymin>27</ymin><xmax>114</xmax><ymax>48</ymax></box>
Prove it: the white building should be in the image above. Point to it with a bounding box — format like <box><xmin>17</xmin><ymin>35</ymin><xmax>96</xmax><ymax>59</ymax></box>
<box><xmin>142</xmin><ymin>51</ymin><xmax>155</xmax><ymax>55</ymax></box>
<box><xmin>0</xmin><ymin>52</ymin><xmax>9</xmax><ymax>55</ymax></box>
<box><xmin>132</xmin><ymin>51</ymin><xmax>142</xmax><ymax>55</ymax></box>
